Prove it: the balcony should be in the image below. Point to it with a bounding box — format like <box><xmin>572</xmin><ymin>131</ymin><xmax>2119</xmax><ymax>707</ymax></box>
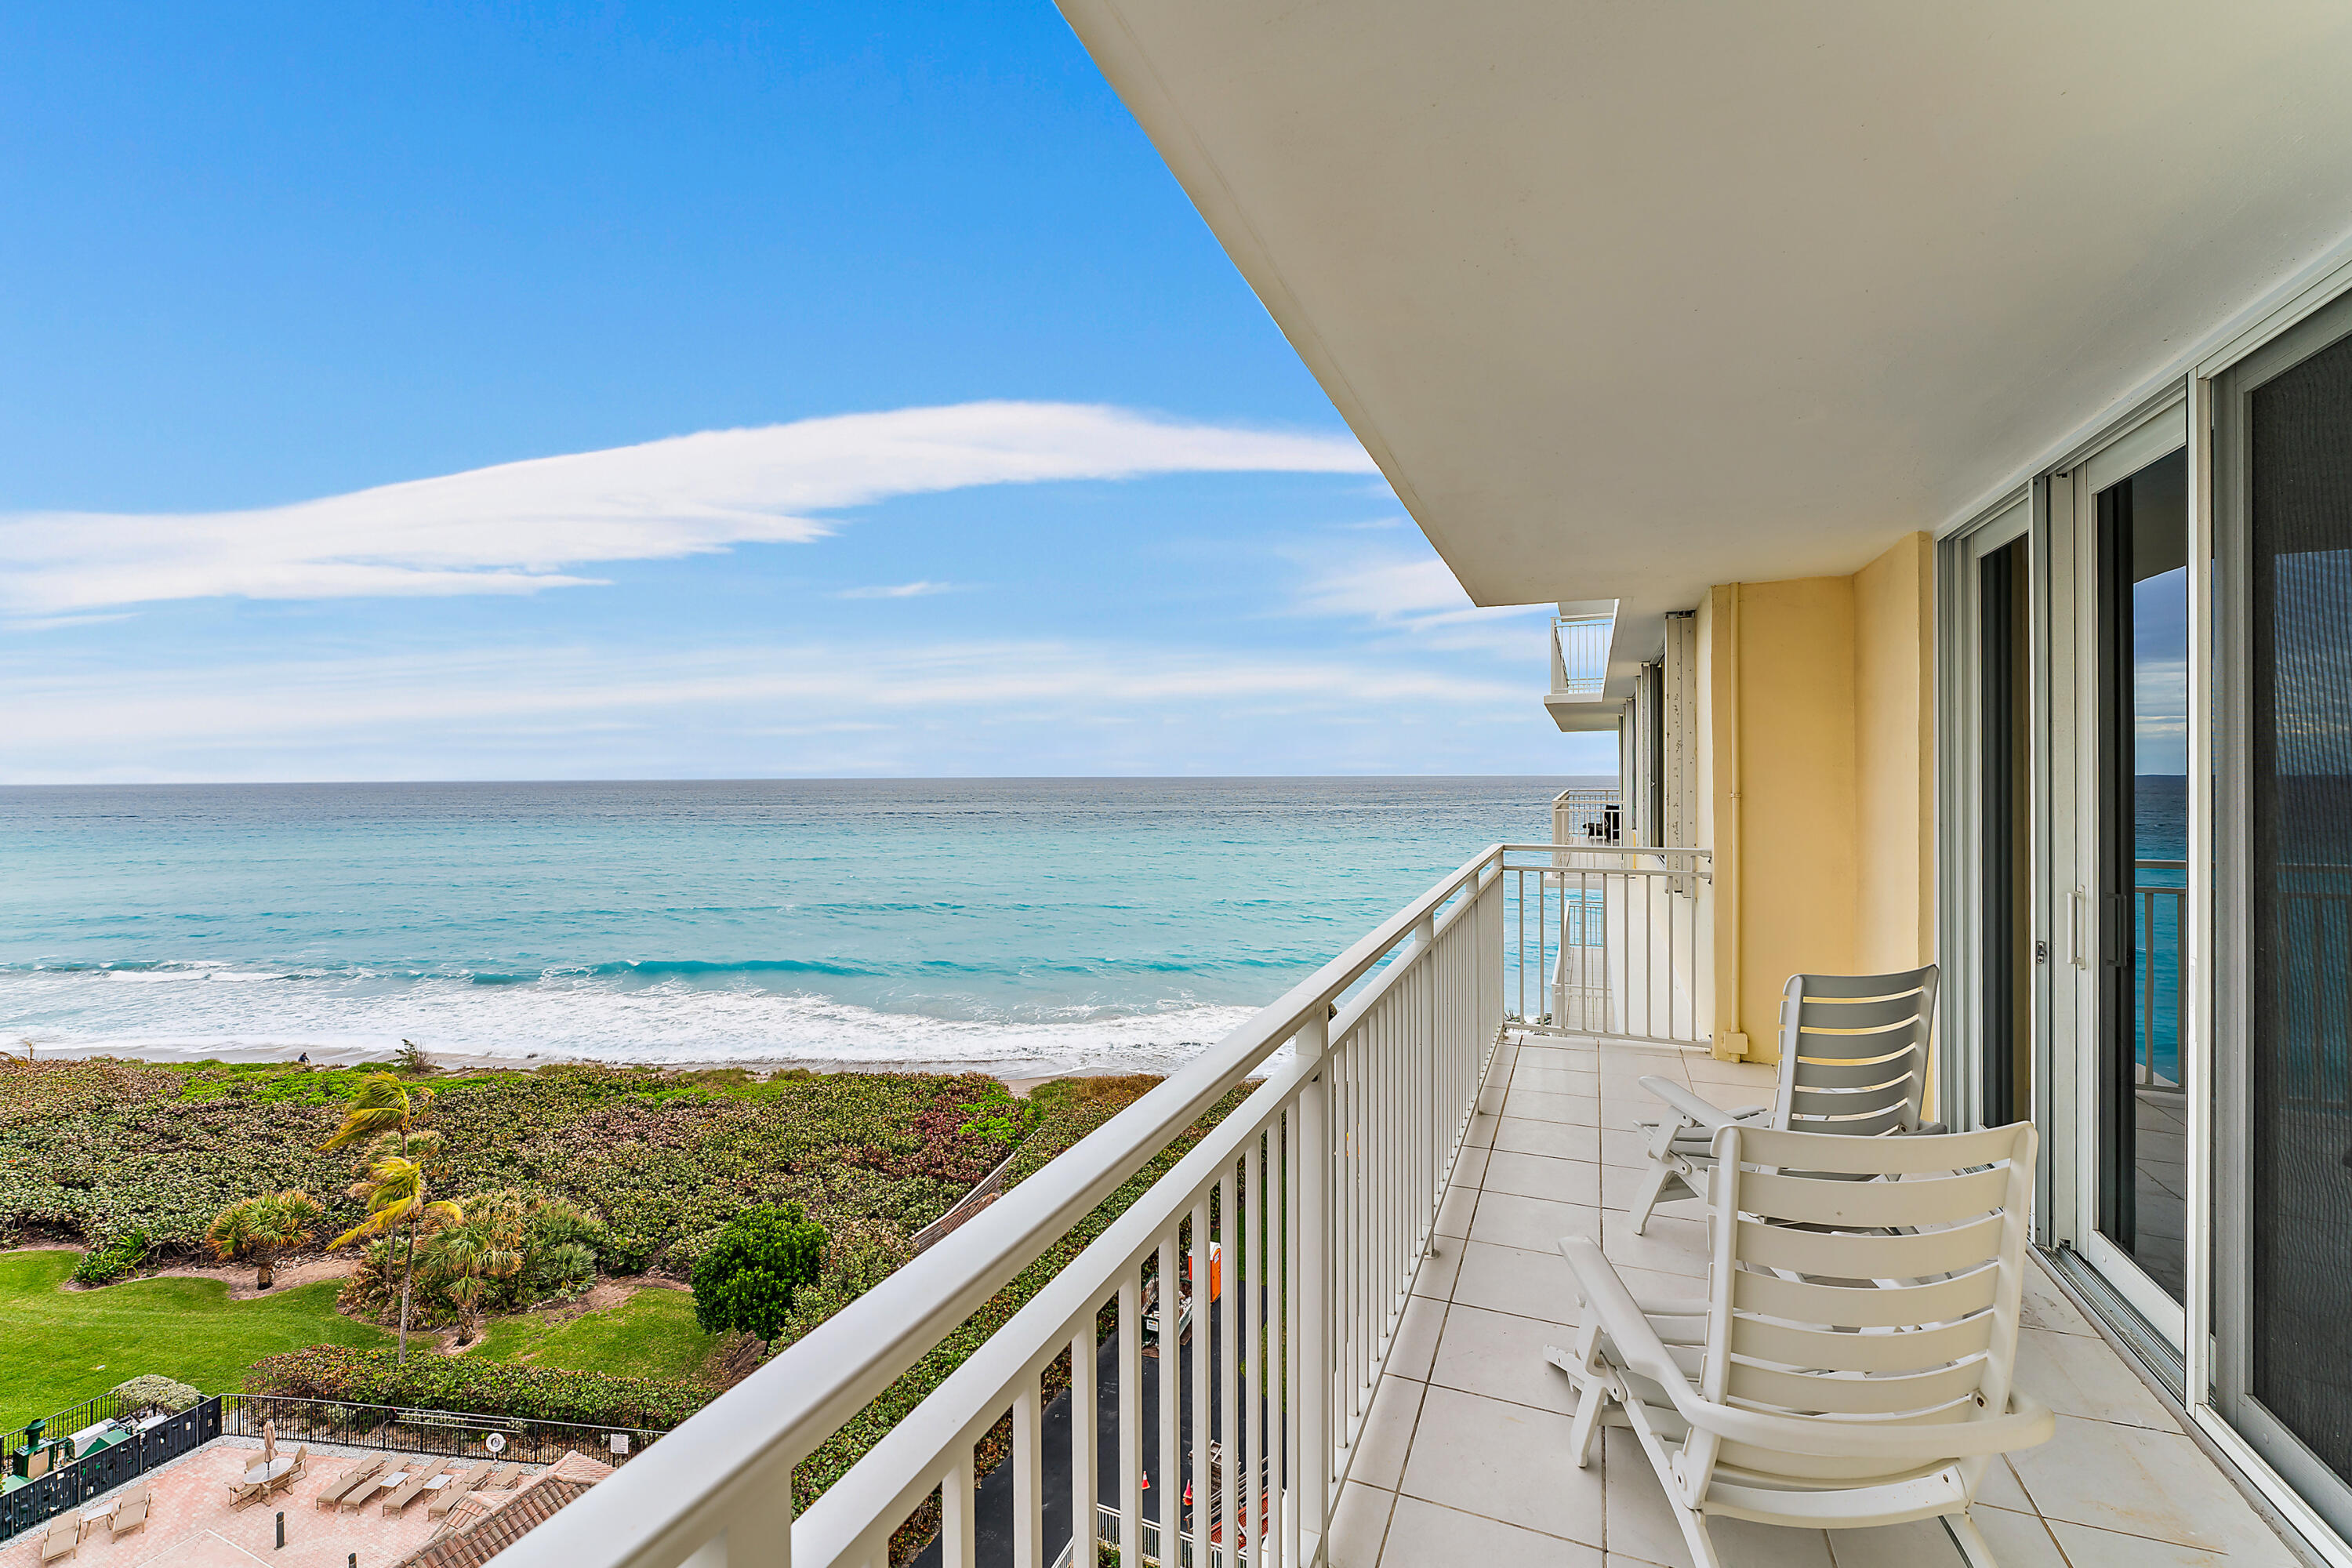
<box><xmin>496</xmin><ymin>849</ymin><xmax>2296</xmax><ymax>1568</ymax></box>
<box><xmin>1546</xmin><ymin>609</ymin><xmax>1618</xmax><ymax>733</ymax></box>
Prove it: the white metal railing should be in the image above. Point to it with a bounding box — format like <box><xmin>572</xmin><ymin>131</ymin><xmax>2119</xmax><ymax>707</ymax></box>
<box><xmin>494</xmin><ymin>847</ymin><xmax>1508</xmax><ymax>1568</ymax></box>
<box><xmin>1503</xmin><ymin>844</ymin><xmax>1713</xmax><ymax>1047</ymax></box>
<box><xmin>2136</xmin><ymin>858</ymin><xmax>2186</xmax><ymax>1096</ymax></box>
<box><xmin>1551</xmin><ymin>788</ymin><xmax>1621</xmax><ymax>846</ymax></box>
<box><xmin>1550</xmin><ymin>613</ymin><xmax>1611</xmax><ymax>700</ymax></box>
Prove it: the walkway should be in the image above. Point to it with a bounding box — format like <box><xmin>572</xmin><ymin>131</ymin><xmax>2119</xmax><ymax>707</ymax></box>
<box><xmin>1330</xmin><ymin>1030</ymin><xmax>2307</xmax><ymax>1567</ymax></box>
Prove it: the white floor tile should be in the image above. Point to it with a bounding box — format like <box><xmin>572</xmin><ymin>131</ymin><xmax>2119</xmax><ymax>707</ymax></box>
<box><xmin>1434</xmin><ymin>1185</ymin><xmax>1479</xmax><ymax>1239</ymax></box>
<box><xmin>2009</xmin><ymin>1414</ymin><xmax>2283</xmax><ymax>1557</ymax></box>
<box><xmin>2013</xmin><ymin>1326</ymin><xmax>2183</xmax><ymax>1432</ymax></box>
<box><xmin>1409</xmin><ymin>1236</ymin><xmax>1463</xmax><ymax>1300</ymax></box>
<box><xmin>1327</xmin><ymin>1480</ymin><xmax>1396</xmax><ymax>1568</ymax></box>
<box><xmin>1348</xmin><ymin>1371</ymin><xmax>1426</xmax><ymax>1490</ymax></box>
<box><xmin>1599</xmin><ymin>1210</ymin><xmax>1709</xmax><ymax>1279</ymax></box>
<box><xmin>1507</xmin><ymin>1087</ymin><xmax>1600</xmax><ymax>1126</ymax></box>
<box><xmin>1969</xmin><ymin>1507</ymin><xmax>2072</xmax><ymax>1568</ymax></box>
<box><xmin>1397</xmin><ymin>1385</ymin><xmax>1606</xmax><ymax>1547</ymax></box>
<box><xmin>2018</xmin><ymin>1259</ymin><xmax>2099</xmax><ymax>1337</ymax></box>
<box><xmin>1387</xmin><ymin>1292</ymin><xmax>1446</xmax><ymax>1381</ymax></box>
<box><xmin>1599</xmin><ymin>1431</ymin><xmax>1833</xmax><ymax>1566</ymax></box>
<box><xmin>1815</xmin><ymin>1516</ymin><xmax>1968</xmax><ymax>1566</ymax></box>
<box><xmin>1379</xmin><ymin>1495</ymin><xmax>1602</xmax><ymax>1567</ymax></box>
<box><xmin>2042</xmin><ymin>1517</ymin><xmax>2241</xmax><ymax>1566</ymax></box>
<box><xmin>1428</xmin><ymin>1301</ymin><xmax>1581</xmax><ymax>1414</ymax></box>
<box><xmin>1468</xmin><ymin>1192</ymin><xmax>1603</xmax><ymax>1254</ymax></box>
<box><xmin>1599</xmin><ymin>1128</ymin><xmax>1653</xmax><ymax>1170</ymax></box>
<box><xmin>1449</xmin><ymin>1239</ymin><xmax>1582</xmax><ymax>1326</ymax></box>
<box><xmin>1495</xmin><ymin>1116</ymin><xmax>1602</xmax><ymax>1162</ymax></box>
<box><xmin>1483</xmin><ymin>1150</ymin><xmax>1603</xmax><ymax>1206</ymax></box>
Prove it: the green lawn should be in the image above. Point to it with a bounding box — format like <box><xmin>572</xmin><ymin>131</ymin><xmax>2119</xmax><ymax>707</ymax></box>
<box><xmin>470</xmin><ymin>1287</ymin><xmax>724</xmax><ymax>1381</ymax></box>
<box><xmin>0</xmin><ymin>1250</ymin><xmax>390</xmax><ymax>1430</ymax></box>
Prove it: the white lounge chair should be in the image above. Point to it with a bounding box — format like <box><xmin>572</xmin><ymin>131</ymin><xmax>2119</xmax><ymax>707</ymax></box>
<box><xmin>1548</xmin><ymin>1120</ymin><xmax>2052</xmax><ymax>1567</ymax></box>
<box><xmin>1626</xmin><ymin>964</ymin><xmax>1943</xmax><ymax>1233</ymax></box>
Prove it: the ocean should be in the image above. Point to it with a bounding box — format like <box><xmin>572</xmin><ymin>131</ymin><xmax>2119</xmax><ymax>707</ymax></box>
<box><xmin>0</xmin><ymin>778</ymin><xmax>1580</xmax><ymax>1077</ymax></box>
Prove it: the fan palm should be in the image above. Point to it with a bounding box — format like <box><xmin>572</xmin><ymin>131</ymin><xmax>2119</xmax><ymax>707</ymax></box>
<box><xmin>321</xmin><ymin>1072</ymin><xmax>443</xmax><ymax>1361</ymax></box>
<box><xmin>425</xmin><ymin>1192</ymin><xmax>526</xmax><ymax>1344</ymax></box>
<box><xmin>204</xmin><ymin>1189</ymin><xmax>325</xmax><ymax>1290</ymax></box>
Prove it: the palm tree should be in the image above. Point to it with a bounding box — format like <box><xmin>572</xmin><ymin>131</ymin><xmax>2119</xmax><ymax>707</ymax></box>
<box><xmin>321</xmin><ymin>1073</ymin><xmax>442</xmax><ymax>1361</ymax></box>
<box><xmin>204</xmin><ymin>1189</ymin><xmax>325</xmax><ymax>1290</ymax></box>
<box><xmin>425</xmin><ymin>1192</ymin><xmax>526</xmax><ymax>1344</ymax></box>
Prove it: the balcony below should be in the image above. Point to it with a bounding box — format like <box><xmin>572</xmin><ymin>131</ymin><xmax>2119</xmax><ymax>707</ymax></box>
<box><xmin>1335</xmin><ymin>1029</ymin><xmax>2303</xmax><ymax>1568</ymax></box>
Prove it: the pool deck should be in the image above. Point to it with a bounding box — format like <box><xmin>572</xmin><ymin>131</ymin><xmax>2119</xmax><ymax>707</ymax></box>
<box><xmin>2</xmin><ymin>1437</ymin><xmax>537</xmax><ymax>1568</ymax></box>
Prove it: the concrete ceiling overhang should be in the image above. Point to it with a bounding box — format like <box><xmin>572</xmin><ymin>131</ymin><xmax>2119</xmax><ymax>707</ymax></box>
<box><xmin>1058</xmin><ymin>0</ymin><xmax>2352</xmax><ymax>652</ymax></box>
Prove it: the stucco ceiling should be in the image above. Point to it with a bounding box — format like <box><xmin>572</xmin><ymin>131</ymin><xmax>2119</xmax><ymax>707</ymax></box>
<box><xmin>1058</xmin><ymin>0</ymin><xmax>2352</xmax><ymax>659</ymax></box>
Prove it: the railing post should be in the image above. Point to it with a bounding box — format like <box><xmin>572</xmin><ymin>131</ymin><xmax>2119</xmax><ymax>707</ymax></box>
<box><xmin>1294</xmin><ymin>1017</ymin><xmax>1330</xmax><ymax>1564</ymax></box>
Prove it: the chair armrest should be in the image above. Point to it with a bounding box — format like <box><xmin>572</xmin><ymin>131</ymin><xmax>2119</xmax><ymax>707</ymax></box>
<box><xmin>1641</xmin><ymin>1076</ymin><xmax>1762</xmax><ymax>1134</ymax></box>
<box><xmin>1686</xmin><ymin>1386</ymin><xmax>2055</xmax><ymax>1463</ymax></box>
<box><xmin>1555</xmin><ymin>1236</ymin><xmax>1703</xmax><ymax>1399</ymax></box>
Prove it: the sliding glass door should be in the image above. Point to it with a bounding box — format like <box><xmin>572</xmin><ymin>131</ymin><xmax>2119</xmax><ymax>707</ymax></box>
<box><xmin>2216</xmin><ymin>294</ymin><xmax>2352</xmax><ymax>1536</ymax></box>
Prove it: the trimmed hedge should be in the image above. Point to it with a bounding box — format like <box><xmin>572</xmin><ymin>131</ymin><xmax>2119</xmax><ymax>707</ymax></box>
<box><xmin>244</xmin><ymin>1345</ymin><xmax>710</xmax><ymax>1430</ymax></box>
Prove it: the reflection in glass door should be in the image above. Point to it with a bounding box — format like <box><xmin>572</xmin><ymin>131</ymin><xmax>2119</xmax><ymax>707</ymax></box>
<box><xmin>2095</xmin><ymin>448</ymin><xmax>2190</xmax><ymax>1304</ymax></box>
<box><xmin>2220</xmin><ymin>315</ymin><xmax>2352</xmax><ymax>1520</ymax></box>
<box><xmin>1980</xmin><ymin>535</ymin><xmax>2033</xmax><ymax>1127</ymax></box>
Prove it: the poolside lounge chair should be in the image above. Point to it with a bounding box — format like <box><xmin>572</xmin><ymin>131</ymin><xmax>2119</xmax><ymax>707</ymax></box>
<box><xmin>318</xmin><ymin>1457</ymin><xmax>385</xmax><ymax>1509</ymax></box>
<box><xmin>426</xmin><ymin>1464</ymin><xmax>489</xmax><ymax>1517</ymax></box>
<box><xmin>1625</xmin><ymin>964</ymin><xmax>1944</xmax><ymax>1234</ymax></box>
<box><xmin>1548</xmin><ymin>1121</ymin><xmax>2052</xmax><ymax>1568</ymax></box>
<box><xmin>107</xmin><ymin>1483</ymin><xmax>151</xmax><ymax>1539</ymax></box>
<box><xmin>38</xmin><ymin>1514</ymin><xmax>79</xmax><ymax>1563</ymax></box>
<box><xmin>484</xmin><ymin>1461</ymin><xmax>522</xmax><ymax>1489</ymax></box>
<box><xmin>381</xmin><ymin>1462</ymin><xmax>451</xmax><ymax>1515</ymax></box>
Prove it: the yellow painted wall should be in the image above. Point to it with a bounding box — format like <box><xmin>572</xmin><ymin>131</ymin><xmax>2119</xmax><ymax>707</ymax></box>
<box><xmin>1730</xmin><ymin>576</ymin><xmax>1860</xmax><ymax>1061</ymax></box>
<box><xmin>1697</xmin><ymin>534</ymin><xmax>1936</xmax><ymax>1063</ymax></box>
<box><xmin>1853</xmin><ymin>533</ymin><xmax>1936</xmax><ymax>977</ymax></box>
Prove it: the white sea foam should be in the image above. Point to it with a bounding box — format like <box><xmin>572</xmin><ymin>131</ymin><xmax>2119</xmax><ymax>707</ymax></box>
<box><xmin>0</xmin><ymin>965</ymin><xmax>1264</xmax><ymax>1077</ymax></box>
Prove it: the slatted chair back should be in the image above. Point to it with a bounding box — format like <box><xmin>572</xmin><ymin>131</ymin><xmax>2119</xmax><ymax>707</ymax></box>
<box><xmin>1769</xmin><ymin>966</ymin><xmax>1939</xmax><ymax>1138</ymax></box>
<box><xmin>1694</xmin><ymin>1120</ymin><xmax>2035</xmax><ymax>1494</ymax></box>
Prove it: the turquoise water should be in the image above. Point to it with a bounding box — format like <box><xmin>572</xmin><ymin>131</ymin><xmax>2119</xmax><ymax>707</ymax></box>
<box><xmin>2137</xmin><ymin>775</ymin><xmax>2187</xmax><ymax>1083</ymax></box>
<box><xmin>0</xmin><ymin>779</ymin><xmax>1577</xmax><ymax>1075</ymax></box>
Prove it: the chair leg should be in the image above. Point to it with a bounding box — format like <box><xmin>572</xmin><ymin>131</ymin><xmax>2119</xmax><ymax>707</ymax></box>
<box><xmin>1545</xmin><ymin>1334</ymin><xmax>1609</xmax><ymax>1468</ymax></box>
<box><xmin>1671</xmin><ymin>1505</ymin><xmax>1725</xmax><ymax>1568</ymax></box>
<box><xmin>1628</xmin><ymin>1160</ymin><xmax>1680</xmax><ymax>1236</ymax></box>
<box><xmin>1944</xmin><ymin>1509</ymin><xmax>2001</xmax><ymax>1568</ymax></box>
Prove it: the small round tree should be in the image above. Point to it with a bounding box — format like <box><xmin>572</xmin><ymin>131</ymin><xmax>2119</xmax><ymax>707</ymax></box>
<box><xmin>691</xmin><ymin>1203</ymin><xmax>828</xmax><ymax>1347</ymax></box>
<box><xmin>205</xmin><ymin>1189</ymin><xmax>326</xmax><ymax>1290</ymax></box>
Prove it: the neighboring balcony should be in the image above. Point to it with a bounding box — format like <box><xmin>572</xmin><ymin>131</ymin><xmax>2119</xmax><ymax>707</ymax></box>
<box><xmin>490</xmin><ymin>848</ymin><xmax>2295</xmax><ymax>1568</ymax></box>
<box><xmin>1546</xmin><ymin>608</ymin><xmax>1619</xmax><ymax>734</ymax></box>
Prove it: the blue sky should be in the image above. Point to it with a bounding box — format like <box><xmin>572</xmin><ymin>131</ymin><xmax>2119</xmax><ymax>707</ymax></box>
<box><xmin>0</xmin><ymin>2</ymin><xmax>1611</xmax><ymax>782</ymax></box>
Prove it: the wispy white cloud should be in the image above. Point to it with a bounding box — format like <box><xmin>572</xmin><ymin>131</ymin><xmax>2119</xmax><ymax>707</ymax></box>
<box><xmin>0</xmin><ymin>638</ymin><xmax>1531</xmax><ymax>782</ymax></box>
<box><xmin>1290</xmin><ymin>550</ymin><xmax>1549</xmax><ymax>653</ymax></box>
<box><xmin>0</xmin><ymin>402</ymin><xmax>1374</xmax><ymax>615</ymax></box>
<box><xmin>835</xmin><ymin>579</ymin><xmax>964</xmax><ymax>600</ymax></box>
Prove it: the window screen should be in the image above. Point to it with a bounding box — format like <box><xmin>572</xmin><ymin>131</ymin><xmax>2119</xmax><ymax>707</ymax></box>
<box><xmin>2250</xmin><ymin>326</ymin><xmax>2352</xmax><ymax>1479</ymax></box>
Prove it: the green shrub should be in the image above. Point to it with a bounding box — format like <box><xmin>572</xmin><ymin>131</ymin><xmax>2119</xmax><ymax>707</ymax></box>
<box><xmin>109</xmin><ymin>1374</ymin><xmax>201</xmax><ymax>1413</ymax></box>
<box><xmin>245</xmin><ymin>1345</ymin><xmax>707</xmax><ymax>1429</ymax></box>
<box><xmin>691</xmin><ymin>1204</ymin><xmax>828</xmax><ymax>1344</ymax></box>
<box><xmin>71</xmin><ymin>1232</ymin><xmax>147</xmax><ymax>1286</ymax></box>
<box><xmin>0</xmin><ymin>1060</ymin><xmax>1015</xmax><ymax>1276</ymax></box>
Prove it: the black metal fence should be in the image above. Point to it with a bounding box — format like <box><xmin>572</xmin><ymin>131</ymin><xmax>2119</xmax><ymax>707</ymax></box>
<box><xmin>222</xmin><ymin>1393</ymin><xmax>661</xmax><ymax>1469</ymax></box>
<box><xmin>0</xmin><ymin>1397</ymin><xmax>220</xmax><ymax>1543</ymax></box>
<box><xmin>0</xmin><ymin>1387</ymin><xmax>670</xmax><ymax>1544</ymax></box>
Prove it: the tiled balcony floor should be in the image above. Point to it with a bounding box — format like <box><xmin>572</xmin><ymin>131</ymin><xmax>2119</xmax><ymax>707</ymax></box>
<box><xmin>1331</xmin><ymin>1031</ymin><xmax>2306</xmax><ymax>1568</ymax></box>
